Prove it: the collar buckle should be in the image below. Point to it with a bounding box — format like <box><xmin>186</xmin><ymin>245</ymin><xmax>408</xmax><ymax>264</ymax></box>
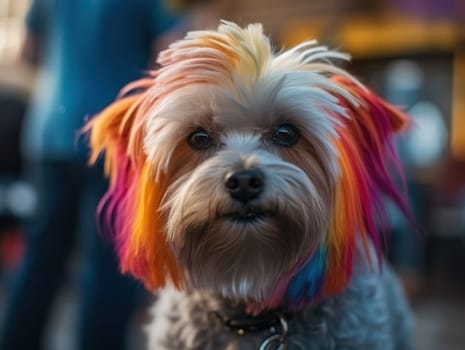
<box><xmin>259</xmin><ymin>315</ymin><xmax>288</xmax><ymax>350</ymax></box>
<box><xmin>210</xmin><ymin>310</ymin><xmax>289</xmax><ymax>349</ymax></box>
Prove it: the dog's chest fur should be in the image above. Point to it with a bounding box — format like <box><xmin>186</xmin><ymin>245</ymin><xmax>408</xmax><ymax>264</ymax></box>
<box><xmin>146</xmin><ymin>263</ymin><xmax>412</xmax><ymax>350</ymax></box>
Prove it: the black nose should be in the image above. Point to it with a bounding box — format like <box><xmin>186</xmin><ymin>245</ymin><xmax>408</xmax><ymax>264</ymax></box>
<box><xmin>225</xmin><ymin>169</ymin><xmax>265</xmax><ymax>202</ymax></box>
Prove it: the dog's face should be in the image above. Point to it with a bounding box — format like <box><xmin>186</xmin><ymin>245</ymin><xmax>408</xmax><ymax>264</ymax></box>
<box><xmin>87</xmin><ymin>21</ymin><xmax>409</xmax><ymax>310</ymax></box>
<box><xmin>156</xmin><ymin>83</ymin><xmax>337</xmax><ymax>303</ymax></box>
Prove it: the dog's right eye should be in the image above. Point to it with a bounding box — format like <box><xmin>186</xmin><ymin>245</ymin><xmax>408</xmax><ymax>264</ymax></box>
<box><xmin>271</xmin><ymin>123</ymin><xmax>300</xmax><ymax>147</ymax></box>
<box><xmin>187</xmin><ymin>128</ymin><xmax>213</xmax><ymax>150</ymax></box>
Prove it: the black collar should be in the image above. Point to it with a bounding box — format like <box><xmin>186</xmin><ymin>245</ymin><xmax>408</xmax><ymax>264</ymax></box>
<box><xmin>210</xmin><ymin>308</ymin><xmax>290</xmax><ymax>335</ymax></box>
<box><xmin>210</xmin><ymin>308</ymin><xmax>291</xmax><ymax>349</ymax></box>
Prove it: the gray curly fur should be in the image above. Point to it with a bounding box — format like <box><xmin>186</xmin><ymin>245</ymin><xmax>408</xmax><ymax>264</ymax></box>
<box><xmin>146</xmin><ymin>260</ymin><xmax>413</xmax><ymax>350</ymax></box>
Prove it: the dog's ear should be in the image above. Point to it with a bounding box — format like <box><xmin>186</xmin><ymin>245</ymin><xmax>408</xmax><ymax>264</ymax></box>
<box><xmin>323</xmin><ymin>75</ymin><xmax>411</xmax><ymax>296</ymax></box>
<box><xmin>85</xmin><ymin>79</ymin><xmax>182</xmax><ymax>290</ymax></box>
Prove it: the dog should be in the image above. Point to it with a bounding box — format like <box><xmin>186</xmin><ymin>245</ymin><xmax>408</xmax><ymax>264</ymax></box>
<box><xmin>86</xmin><ymin>21</ymin><xmax>413</xmax><ymax>350</ymax></box>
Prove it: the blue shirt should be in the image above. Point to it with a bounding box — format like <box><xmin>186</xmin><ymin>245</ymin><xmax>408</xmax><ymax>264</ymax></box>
<box><xmin>22</xmin><ymin>0</ymin><xmax>178</xmax><ymax>161</ymax></box>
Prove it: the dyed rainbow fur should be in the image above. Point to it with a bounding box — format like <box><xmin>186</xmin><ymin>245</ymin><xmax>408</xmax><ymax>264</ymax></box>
<box><xmin>87</xmin><ymin>29</ymin><xmax>408</xmax><ymax>306</ymax></box>
<box><xmin>86</xmin><ymin>21</ymin><xmax>412</xmax><ymax>349</ymax></box>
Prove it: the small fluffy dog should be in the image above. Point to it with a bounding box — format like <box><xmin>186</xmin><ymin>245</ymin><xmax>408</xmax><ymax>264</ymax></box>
<box><xmin>87</xmin><ymin>21</ymin><xmax>413</xmax><ymax>350</ymax></box>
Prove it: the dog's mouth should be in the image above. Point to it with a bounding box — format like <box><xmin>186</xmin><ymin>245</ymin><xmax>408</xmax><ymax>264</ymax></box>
<box><xmin>220</xmin><ymin>206</ymin><xmax>272</xmax><ymax>223</ymax></box>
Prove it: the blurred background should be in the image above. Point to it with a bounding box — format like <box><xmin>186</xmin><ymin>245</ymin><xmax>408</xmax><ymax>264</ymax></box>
<box><xmin>0</xmin><ymin>0</ymin><xmax>464</xmax><ymax>349</ymax></box>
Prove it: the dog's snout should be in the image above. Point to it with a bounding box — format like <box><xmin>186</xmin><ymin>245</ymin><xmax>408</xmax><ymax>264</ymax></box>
<box><xmin>225</xmin><ymin>169</ymin><xmax>264</xmax><ymax>202</ymax></box>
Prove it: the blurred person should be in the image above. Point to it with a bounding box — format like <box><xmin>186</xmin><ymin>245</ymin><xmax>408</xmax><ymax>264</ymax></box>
<box><xmin>0</xmin><ymin>1</ymin><xmax>183</xmax><ymax>349</ymax></box>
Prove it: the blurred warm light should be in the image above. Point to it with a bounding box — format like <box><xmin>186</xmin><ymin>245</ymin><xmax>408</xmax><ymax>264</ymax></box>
<box><xmin>451</xmin><ymin>50</ymin><xmax>465</xmax><ymax>160</ymax></box>
<box><xmin>0</xmin><ymin>0</ymin><xmax>28</xmax><ymax>63</ymax></box>
<box><xmin>282</xmin><ymin>12</ymin><xmax>463</xmax><ymax>59</ymax></box>
<box><xmin>339</xmin><ymin>14</ymin><xmax>459</xmax><ymax>58</ymax></box>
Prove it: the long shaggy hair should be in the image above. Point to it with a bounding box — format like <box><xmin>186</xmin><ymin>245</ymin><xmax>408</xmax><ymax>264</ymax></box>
<box><xmin>86</xmin><ymin>21</ymin><xmax>410</xmax><ymax>317</ymax></box>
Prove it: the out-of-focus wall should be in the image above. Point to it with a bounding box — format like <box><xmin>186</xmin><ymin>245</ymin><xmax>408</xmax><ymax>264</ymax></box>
<box><xmin>223</xmin><ymin>0</ymin><xmax>379</xmax><ymax>41</ymax></box>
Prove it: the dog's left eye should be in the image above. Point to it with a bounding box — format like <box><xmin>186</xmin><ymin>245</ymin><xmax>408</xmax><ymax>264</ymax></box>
<box><xmin>271</xmin><ymin>124</ymin><xmax>300</xmax><ymax>147</ymax></box>
<box><xmin>187</xmin><ymin>128</ymin><xmax>213</xmax><ymax>150</ymax></box>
